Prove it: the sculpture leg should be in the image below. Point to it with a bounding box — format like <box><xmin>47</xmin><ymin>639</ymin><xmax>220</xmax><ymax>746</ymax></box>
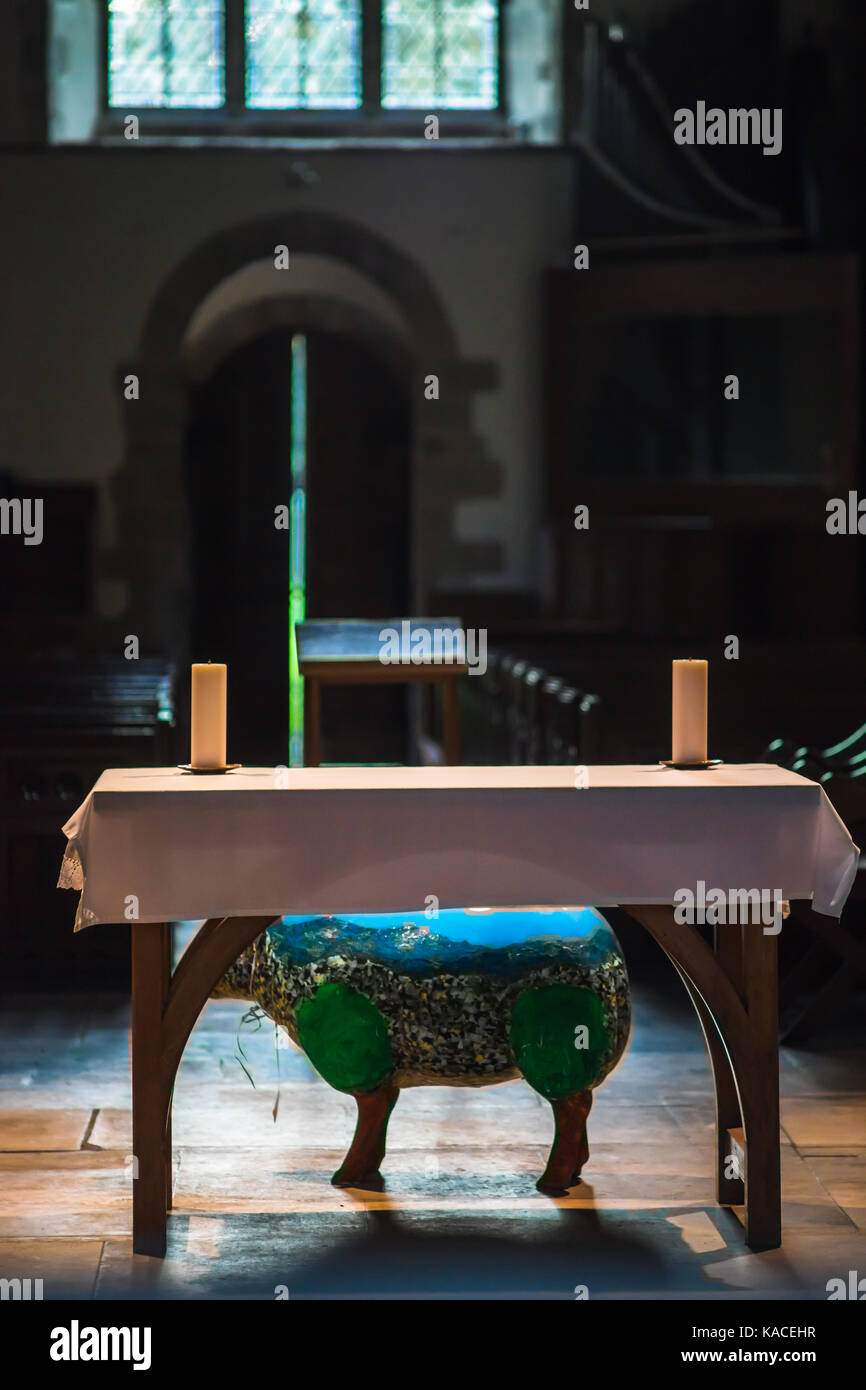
<box><xmin>332</xmin><ymin>1082</ymin><xmax>400</xmax><ymax>1190</ymax></box>
<box><xmin>509</xmin><ymin>982</ymin><xmax>613</xmax><ymax>1196</ymax></box>
<box><xmin>537</xmin><ymin>1089</ymin><xmax>594</xmax><ymax>1195</ymax></box>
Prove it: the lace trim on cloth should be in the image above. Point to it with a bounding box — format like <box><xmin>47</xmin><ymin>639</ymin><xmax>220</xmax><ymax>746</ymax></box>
<box><xmin>57</xmin><ymin>845</ymin><xmax>83</xmax><ymax>891</ymax></box>
<box><xmin>57</xmin><ymin>846</ymin><xmax>97</xmax><ymax>931</ymax></box>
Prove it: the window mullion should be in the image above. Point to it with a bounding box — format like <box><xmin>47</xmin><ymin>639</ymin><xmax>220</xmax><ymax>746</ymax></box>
<box><xmin>225</xmin><ymin>0</ymin><xmax>247</xmax><ymax>112</ymax></box>
<box><xmin>361</xmin><ymin>0</ymin><xmax>383</xmax><ymax>115</ymax></box>
<box><xmin>432</xmin><ymin>0</ymin><xmax>444</xmax><ymax>107</ymax></box>
<box><xmin>160</xmin><ymin>0</ymin><xmax>171</xmax><ymax>106</ymax></box>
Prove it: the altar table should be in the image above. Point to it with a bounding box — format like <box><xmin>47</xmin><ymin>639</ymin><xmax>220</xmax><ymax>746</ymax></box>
<box><xmin>60</xmin><ymin>763</ymin><xmax>858</xmax><ymax>1258</ymax></box>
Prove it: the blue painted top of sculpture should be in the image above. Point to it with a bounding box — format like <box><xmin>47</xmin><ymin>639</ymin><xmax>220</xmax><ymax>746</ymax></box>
<box><xmin>272</xmin><ymin>907</ymin><xmax>617</xmax><ymax>979</ymax></box>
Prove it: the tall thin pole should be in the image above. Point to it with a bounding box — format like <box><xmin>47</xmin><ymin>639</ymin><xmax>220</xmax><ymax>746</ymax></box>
<box><xmin>288</xmin><ymin>333</ymin><xmax>308</xmax><ymax>767</ymax></box>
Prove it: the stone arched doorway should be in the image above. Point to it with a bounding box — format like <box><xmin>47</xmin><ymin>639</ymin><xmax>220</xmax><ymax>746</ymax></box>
<box><xmin>105</xmin><ymin>212</ymin><xmax>501</xmax><ymax>659</ymax></box>
<box><xmin>184</xmin><ymin>284</ymin><xmax>414</xmax><ymax>763</ymax></box>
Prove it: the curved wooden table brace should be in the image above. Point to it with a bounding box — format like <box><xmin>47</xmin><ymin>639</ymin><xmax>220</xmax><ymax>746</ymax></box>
<box><xmin>623</xmin><ymin>906</ymin><xmax>780</xmax><ymax>1251</ymax></box>
<box><xmin>131</xmin><ymin>906</ymin><xmax>780</xmax><ymax>1257</ymax></box>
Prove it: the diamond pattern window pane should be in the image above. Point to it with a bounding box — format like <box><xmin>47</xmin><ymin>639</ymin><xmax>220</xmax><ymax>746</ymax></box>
<box><xmin>246</xmin><ymin>0</ymin><xmax>361</xmax><ymax>109</ymax></box>
<box><xmin>108</xmin><ymin>0</ymin><xmax>224</xmax><ymax>108</ymax></box>
<box><xmin>382</xmin><ymin>0</ymin><xmax>498</xmax><ymax>109</ymax></box>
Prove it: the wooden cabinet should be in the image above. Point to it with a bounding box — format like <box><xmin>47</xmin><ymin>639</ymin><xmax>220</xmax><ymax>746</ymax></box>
<box><xmin>544</xmin><ymin>253</ymin><xmax>861</xmax><ymax>639</ymax></box>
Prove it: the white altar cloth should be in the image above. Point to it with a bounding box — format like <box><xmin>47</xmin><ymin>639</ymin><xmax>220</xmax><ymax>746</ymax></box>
<box><xmin>58</xmin><ymin>764</ymin><xmax>858</xmax><ymax>929</ymax></box>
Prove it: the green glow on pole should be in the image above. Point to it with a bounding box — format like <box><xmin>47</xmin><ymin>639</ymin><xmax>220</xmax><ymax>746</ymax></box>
<box><xmin>289</xmin><ymin>333</ymin><xmax>307</xmax><ymax>767</ymax></box>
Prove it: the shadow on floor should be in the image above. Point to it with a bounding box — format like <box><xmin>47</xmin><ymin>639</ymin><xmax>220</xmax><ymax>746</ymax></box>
<box><xmin>87</xmin><ymin>1205</ymin><xmax>805</xmax><ymax>1301</ymax></box>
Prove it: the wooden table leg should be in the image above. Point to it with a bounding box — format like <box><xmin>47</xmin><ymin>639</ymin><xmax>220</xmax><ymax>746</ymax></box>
<box><xmin>131</xmin><ymin>922</ymin><xmax>171</xmax><ymax>1257</ymax></box>
<box><xmin>443</xmin><ymin>676</ymin><xmax>461</xmax><ymax>765</ymax></box>
<box><xmin>711</xmin><ymin>921</ymin><xmax>747</xmax><ymax>1205</ymax></box>
<box><xmin>741</xmin><ymin>923</ymin><xmax>781</xmax><ymax>1249</ymax></box>
<box><xmin>131</xmin><ymin>915</ymin><xmax>280</xmax><ymax>1258</ymax></box>
<box><xmin>304</xmin><ymin>677</ymin><xmax>321</xmax><ymax>767</ymax></box>
<box><xmin>675</xmin><ymin>968</ymin><xmax>745</xmax><ymax>1208</ymax></box>
<box><xmin>624</xmin><ymin>906</ymin><xmax>781</xmax><ymax>1250</ymax></box>
<box><xmin>163</xmin><ymin>923</ymin><xmax>174</xmax><ymax>1212</ymax></box>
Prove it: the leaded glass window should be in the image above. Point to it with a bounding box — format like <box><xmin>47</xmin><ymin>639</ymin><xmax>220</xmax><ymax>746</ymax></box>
<box><xmin>381</xmin><ymin>0</ymin><xmax>499</xmax><ymax>109</ymax></box>
<box><xmin>107</xmin><ymin>0</ymin><xmax>224</xmax><ymax>108</ymax></box>
<box><xmin>106</xmin><ymin>1</ymin><xmax>500</xmax><ymax>116</ymax></box>
<box><xmin>246</xmin><ymin>0</ymin><xmax>361</xmax><ymax>109</ymax></box>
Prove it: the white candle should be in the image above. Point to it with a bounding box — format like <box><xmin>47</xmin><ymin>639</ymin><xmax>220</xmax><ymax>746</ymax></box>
<box><xmin>672</xmin><ymin>659</ymin><xmax>707</xmax><ymax>764</ymax></box>
<box><xmin>191</xmin><ymin>662</ymin><xmax>227</xmax><ymax>769</ymax></box>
